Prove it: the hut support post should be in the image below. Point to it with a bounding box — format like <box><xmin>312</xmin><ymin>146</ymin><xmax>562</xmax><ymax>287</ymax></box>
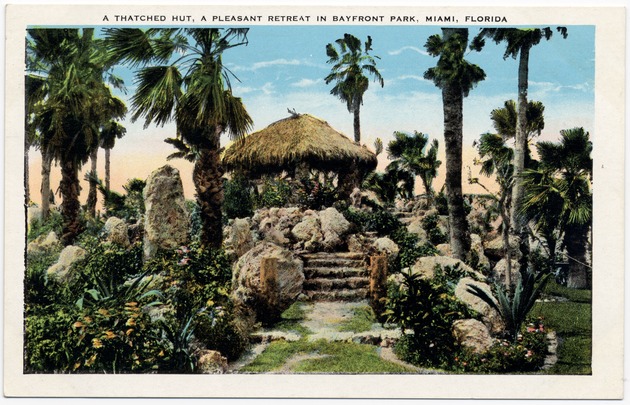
<box><xmin>369</xmin><ymin>255</ymin><xmax>388</xmax><ymax>318</ymax></box>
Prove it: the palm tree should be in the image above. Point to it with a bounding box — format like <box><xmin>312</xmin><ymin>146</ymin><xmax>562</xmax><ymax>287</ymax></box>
<box><xmin>522</xmin><ymin>128</ymin><xmax>592</xmax><ymax>289</ymax></box>
<box><xmin>100</xmin><ymin>120</ymin><xmax>127</xmax><ymax>191</ymax></box>
<box><xmin>386</xmin><ymin>131</ymin><xmax>441</xmax><ymax>202</ymax></box>
<box><xmin>471</xmin><ymin>27</ymin><xmax>567</xmax><ymax>236</ymax></box>
<box><xmin>325</xmin><ymin>33</ymin><xmax>384</xmax><ymax>144</ymax></box>
<box><xmin>27</xmin><ymin>28</ymin><xmax>124</xmax><ymax>244</ymax></box>
<box><xmin>105</xmin><ymin>28</ymin><xmax>253</xmax><ymax>249</ymax></box>
<box><xmin>424</xmin><ymin>28</ymin><xmax>486</xmax><ymax>260</ymax></box>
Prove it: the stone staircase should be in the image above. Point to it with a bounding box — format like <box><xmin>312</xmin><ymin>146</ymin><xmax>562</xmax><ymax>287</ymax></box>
<box><xmin>301</xmin><ymin>252</ymin><xmax>369</xmax><ymax>301</ymax></box>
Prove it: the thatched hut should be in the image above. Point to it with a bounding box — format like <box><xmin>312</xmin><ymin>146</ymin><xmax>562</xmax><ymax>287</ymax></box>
<box><xmin>222</xmin><ymin>113</ymin><xmax>377</xmax><ymax>198</ymax></box>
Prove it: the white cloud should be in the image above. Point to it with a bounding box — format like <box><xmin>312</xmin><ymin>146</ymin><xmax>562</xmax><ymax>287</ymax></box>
<box><xmin>530</xmin><ymin>80</ymin><xmax>593</xmax><ymax>95</ymax></box>
<box><xmin>261</xmin><ymin>82</ymin><xmax>275</xmax><ymax>95</ymax></box>
<box><xmin>291</xmin><ymin>78</ymin><xmax>321</xmax><ymax>88</ymax></box>
<box><xmin>232</xmin><ymin>58</ymin><xmax>324</xmax><ymax>72</ymax></box>
<box><xmin>388</xmin><ymin>46</ymin><xmax>429</xmax><ymax>57</ymax></box>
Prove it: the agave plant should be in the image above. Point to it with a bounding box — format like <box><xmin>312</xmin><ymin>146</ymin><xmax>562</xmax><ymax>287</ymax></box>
<box><xmin>76</xmin><ymin>268</ymin><xmax>163</xmax><ymax>310</ymax></box>
<box><xmin>467</xmin><ymin>270</ymin><xmax>550</xmax><ymax>341</ymax></box>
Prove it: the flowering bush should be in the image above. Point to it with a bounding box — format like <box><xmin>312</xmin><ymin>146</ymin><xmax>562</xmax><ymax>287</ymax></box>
<box><xmin>451</xmin><ymin>318</ymin><xmax>549</xmax><ymax>373</ymax></box>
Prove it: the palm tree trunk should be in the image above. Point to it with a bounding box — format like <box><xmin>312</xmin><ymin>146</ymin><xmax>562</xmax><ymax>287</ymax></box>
<box><xmin>40</xmin><ymin>148</ymin><xmax>53</xmax><ymax>222</ymax></box>
<box><xmin>86</xmin><ymin>148</ymin><xmax>98</xmax><ymax>218</ymax></box>
<box><xmin>193</xmin><ymin>130</ymin><xmax>224</xmax><ymax>249</ymax></box>
<box><xmin>105</xmin><ymin>147</ymin><xmax>111</xmax><ymax>191</ymax></box>
<box><xmin>565</xmin><ymin>223</ymin><xmax>590</xmax><ymax>289</ymax></box>
<box><xmin>59</xmin><ymin>158</ymin><xmax>82</xmax><ymax>245</ymax></box>
<box><xmin>353</xmin><ymin>99</ymin><xmax>361</xmax><ymax>144</ymax></box>
<box><xmin>511</xmin><ymin>43</ymin><xmax>532</xmax><ymax>269</ymax></box>
<box><xmin>441</xmin><ymin>77</ymin><xmax>470</xmax><ymax>260</ymax></box>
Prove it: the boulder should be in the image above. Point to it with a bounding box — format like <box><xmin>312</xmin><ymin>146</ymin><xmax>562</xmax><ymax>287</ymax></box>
<box><xmin>103</xmin><ymin>216</ymin><xmax>130</xmax><ymax>247</ymax></box>
<box><xmin>232</xmin><ymin>242</ymin><xmax>304</xmax><ymax>323</ymax></box>
<box><xmin>27</xmin><ymin>206</ymin><xmax>42</xmax><ymax>226</ymax></box>
<box><xmin>492</xmin><ymin>259</ymin><xmax>522</xmax><ymax>288</ymax></box>
<box><xmin>229</xmin><ymin>218</ymin><xmax>255</xmax><ymax>258</ymax></box>
<box><xmin>27</xmin><ymin>231</ymin><xmax>59</xmax><ymax>257</ymax></box>
<box><xmin>47</xmin><ymin>245</ymin><xmax>87</xmax><ymax>284</ymax></box>
<box><xmin>406</xmin><ymin>219</ymin><xmax>428</xmax><ymax>245</ymax></box>
<box><xmin>452</xmin><ymin>319</ymin><xmax>494</xmax><ymax>354</ymax></box>
<box><xmin>410</xmin><ymin>256</ymin><xmax>484</xmax><ymax>281</ymax></box>
<box><xmin>470</xmin><ymin>234</ymin><xmax>490</xmax><ymax>271</ymax></box>
<box><xmin>372</xmin><ymin>237</ymin><xmax>399</xmax><ymax>260</ymax></box>
<box><xmin>319</xmin><ymin>207</ymin><xmax>351</xmax><ymax>250</ymax></box>
<box><xmin>197</xmin><ymin>350</ymin><xmax>228</xmax><ymax>374</ymax></box>
<box><xmin>436</xmin><ymin>243</ymin><xmax>452</xmax><ymax>257</ymax></box>
<box><xmin>484</xmin><ymin>235</ymin><xmax>521</xmax><ymax>261</ymax></box>
<box><xmin>143</xmin><ymin>165</ymin><xmax>190</xmax><ymax>259</ymax></box>
<box><xmin>454</xmin><ymin>278</ymin><xmax>504</xmax><ymax>335</ymax></box>
<box><xmin>291</xmin><ymin>215</ymin><xmax>322</xmax><ymax>243</ymax></box>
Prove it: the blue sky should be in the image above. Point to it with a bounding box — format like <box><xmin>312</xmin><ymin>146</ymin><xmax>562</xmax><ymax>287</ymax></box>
<box><xmin>29</xmin><ymin>25</ymin><xmax>596</xmax><ymax>200</ymax></box>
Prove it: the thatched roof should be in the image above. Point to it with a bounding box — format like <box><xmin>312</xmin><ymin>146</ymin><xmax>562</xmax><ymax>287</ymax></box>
<box><xmin>223</xmin><ymin>113</ymin><xmax>377</xmax><ymax>175</ymax></box>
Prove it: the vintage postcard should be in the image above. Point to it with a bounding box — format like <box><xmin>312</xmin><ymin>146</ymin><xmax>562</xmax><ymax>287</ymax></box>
<box><xmin>4</xmin><ymin>3</ymin><xmax>625</xmax><ymax>399</ymax></box>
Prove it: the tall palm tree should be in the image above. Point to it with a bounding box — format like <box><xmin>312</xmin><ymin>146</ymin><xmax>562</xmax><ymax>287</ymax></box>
<box><xmin>325</xmin><ymin>33</ymin><xmax>384</xmax><ymax>144</ymax></box>
<box><xmin>27</xmin><ymin>28</ymin><xmax>124</xmax><ymax>244</ymax></box>
<box><xmin>522</xmin><ymin>128</ymin><xmax>592</xmax><ymax>289</ymax></box>
<box><xmin>424</xmin><ymin>28</ymin><xmax>486</xmax><ymax>260</ymax></box>
<box><xmin>471</xmin><ymin>27</ymin><xmax>567</xmax><ymax>237</ymax></box>
<box><xmin>85</xmin><ymin>99</ymin><xmax>127</xmax><ymax>218</ymax></box>
<box><xmin>105</xmin><ymin>28</ymin><xmax>253</xmax><ymax>249</ymax></box>
<box><xmin>386</xmin><ymin>131</ymin><xmax>441</xmax><ymax>201</ymax></box>
<box><xmin>100</xmin><ymin>120</ymin><xmax>127</xmax><ymax>191</ymax></box>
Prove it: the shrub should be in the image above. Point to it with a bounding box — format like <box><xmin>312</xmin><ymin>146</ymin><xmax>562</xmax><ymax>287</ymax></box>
<box><xmin>390</xmin><ymin>228</ymin><xmax>438</xmax><ymax>271</ymax></box>
<box><xmin>223</xmin><ymin>175</ymin><xmax>255</xmax><ymax>219</ymax></box>
<box><xmin>24</xmin><ymin>306</ymin><xmax>78</xmax><ymax>372</ymax></box>
<box><xmin>27</xmin><ymin>209</ymin><xmax>63</xmax><ymax>242</ymax></box>
<box><xmin>255</xmin><ymin>177</ymin><xmax>293</xmax><ymax>208</ymax></box>
<box><xmin>295</xmin><ymin>176</ymin><xmax>338</xmax><ymax>210</ymax></box>
<box><xmin>341</xmin><ymin>206</ymin><xmax>401</xmax><ymax>236</ymax></box>
<box><xmin>385</xmin><ymin>268</ymin><xmax>476</xmax><ymax>368</ymax></box>
<box><xmin>195</xmin><ymin>304</ymin><xmax>249</xmax><ymax>361</ymax></box>
<box><xmin>422</xmin><ymin>213</ymin><xmax>448</xmax><ymax>245</ymax></box>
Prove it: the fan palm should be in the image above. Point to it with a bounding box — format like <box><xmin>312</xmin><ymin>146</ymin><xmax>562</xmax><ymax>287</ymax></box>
<box><xmin>386</xmin><ymin>131</ymin><xmax>441</xmax><ymax>202</ymax></box>
<box><xmin>105</xmin><ymin>28</ymin><xmax>253</xmax><ymax>249</ymax></box>
<box><xmin>27</xmin><ymin>28</ymin><xmax>125</xmax><ymax>244</ymax></box>
<box><xmin>521</xmin><ymin>127</ymin><xmax>592</xmax><ymax>288</ymax></box>
<box><xmin>325</xmin><ymin>33</ymin><xmax>384</xmax><ymax>144</ymax></box>
<box><xmin>424</xmin><ymin>28</ymin><xmax>486</xmax><ymax>260</ymax></box>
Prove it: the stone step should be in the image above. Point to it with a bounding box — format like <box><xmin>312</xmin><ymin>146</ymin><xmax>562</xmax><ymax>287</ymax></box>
<box><xmin>301</xmin><ymin>252</ymin><xmax>365</xmax><ymax>261</ymax></box>
<box><xmin>394</xmin><ymin>211</ymin><xmax>415</xmax><ymax>218</ymax></box>
<box><xmin>304</xmin><ymin>266</ymin><xmax>369</xmax><ymax>279</ymax></box>
<box><xmin>304</xmin><ymin>288</ymin><xmax>369</xmax><ymax>302</ymax></box>
<box><xmin>303</xmin><ymin>257</ymin><xmax>365</xmax><ymax>268</ymax></box>
<box><xmin>304</xmin><ymin>276</ymin><xmax>369</xmax><ymax>291</ymax></box>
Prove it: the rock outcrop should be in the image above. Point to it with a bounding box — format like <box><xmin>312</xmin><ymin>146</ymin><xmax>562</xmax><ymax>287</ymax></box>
<box><xmin>47</xmin><ymin>245</ymin><xmax>87</xmax><ymax>284</ymax></box>
<box><xmin>143</xmin><ymin>165</ymin><xmax>190</xmax><ymax>259</ymax></box>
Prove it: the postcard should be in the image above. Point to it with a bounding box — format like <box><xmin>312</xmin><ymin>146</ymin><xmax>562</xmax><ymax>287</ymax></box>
<box><xmin>4</xmin><ymin>3</ymin><xmax>625</xmax><ymax>399</ymax></box>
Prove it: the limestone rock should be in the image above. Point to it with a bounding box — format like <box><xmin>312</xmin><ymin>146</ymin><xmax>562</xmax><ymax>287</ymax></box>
<box><xmin>291</xmin><ymin>215</ymin><xmax>322</xmax><ymax>243</ymax></box>
<box><xmin>319</xmin><ymin>207</ymin><xmax>351</xmax><ymax>250</ymax></box>
<box><xmin>197</xmin><ymin>350</ymin><xmax>228</xmax><ymax>374</ymax></box>
<box><xmin>470</xmin><ymin>234</ymin><xmax>490</xmax><ymax>271</ymax></box>
<box><xmin>454</xmin><ymin>278</ymin><xmax>504</xmax><ymax>335</ymax></box>
<box><xmin>484</xmin><ymin>235</ymin><xmax>521</xmax><ymax>261</ymax></box>
<box><xmin>143</xmin><ymin>165</ymin><xmax>190</xmax><ymax>259</ymax></box>
<box><xmin>229</xmin><ymin>218</ymin><xmax>255</xmax><ymax>258</ymax></box>
<box><xmin>372</xmin><ymin>237</ymin><xmax>400</xmax><ymax>260</ymax></box>
<box><xmin>452</xmin><ymin>319</ymin><xmax>494</xmax><ymax>354</ymax></box>
<box><xmin>231</xmin><ymin>242</ymin><xmax>304</xmax><ymax>323</ymax></box>
<box><xmin>27</xmin><ymin>231</ymin><xmax>59</xmax><ymax>257</ymax></box>
<box><xmin>103</xmin><ymin>216</ymin><xmax>130</xmax><ymax>247</ymax></box>
<box><xmin>27</xmin><ymin>206</ymin><xmax>42</xmax><ymax>226</ymax></box>
<box><xmin>47</xmin><ymin>245</ymin><xmax>87</xmax><ymax>284</ymax></box>
<box><xmin>492</xmin><ymin>259</ymin><xmax>522</xmax><ymax>288</ymax></box>
<box><xmin>406</xmin><ymin>219</ymin><xmax>428</xmax><ymax>245</ymax></box>
<box><xmin>436</xmin><ymin>243</ymin><xmax>452</xmax><ymax>257</ymax></box>
<box><xmin>410</xmin><ymin>256</ymin><xmax>484</xmax><ymax>281</ymax></box>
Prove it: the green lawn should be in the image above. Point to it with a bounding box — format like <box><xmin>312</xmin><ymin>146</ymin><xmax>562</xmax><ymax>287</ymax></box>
<box><xmin>532</xmin><ymin>280</ymin><xmax>592</xmax><ymax>374</ymax></box>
